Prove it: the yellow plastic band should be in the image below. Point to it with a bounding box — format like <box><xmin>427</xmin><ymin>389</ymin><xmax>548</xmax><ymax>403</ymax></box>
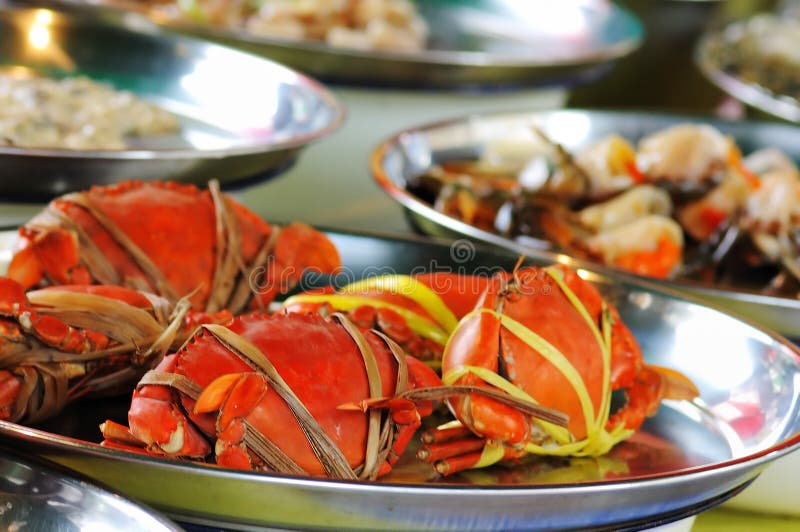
<box><xmin>492</xmin><ymin>310</ymin><xmax>596</xmax><ymax>436</ymax></box>
<box><xmin>543</xmin><ymin>267</ymin><xmax>612</xmax><ymax>434</ymax></box>
<box><xmin>340</xmin><ymin>275</ymin><xmax>459</xmax><ymax>333</ymax></box>
<box><xmin>597</xmin><ymin>306</ymin><xmax>614</xmax><ymax>429</ymax></box>
<box><xmin>442</xmin><ymin>365</ymin><xmax>471</xmax><ymax>386</ymax></box>
<box><xmin>443</xmin><ymin>361</ymin><xmax>570</xmax><ymax>444</ymax></box>
<box><xmin>282</xmin><ymin>294</ymin><xmax>449</xmax><ymax>346</ymax></box>
<box><xmin>475</xmin><ymin>441</ymin><xmax>506</xmax><ymax>469</ymax></box>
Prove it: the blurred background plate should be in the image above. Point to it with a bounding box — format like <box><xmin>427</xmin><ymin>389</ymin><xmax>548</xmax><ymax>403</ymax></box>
<box><xmin>0</xmin><ymin>2</ymin><xmax>344</xmax><ymax>199</ymax></box>
<box><xmin>371</xmin><ymin>108</ymin><xmax>800</xmax><ymax>338</ymax></box>
<box><xmin>45</xmin><ymin>0</ymin><xmax>644</xmax><ymax>88</ymax></box>
<box><xmin>0</xmin><ymin>448</ymin><xmax>179</xmax><ymax>531</ymax></box>
<box><xmin>696</xmin><ymin>12</ymin><xmax>800</xmax><ymax>123</ymax></box>
<box><xmin>0</xmin><ymin>229</ymin><xmax>799</xmax><ymax>529</ymax></box>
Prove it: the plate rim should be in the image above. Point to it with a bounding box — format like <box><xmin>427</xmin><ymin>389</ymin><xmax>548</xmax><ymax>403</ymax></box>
<box><xmin>0</xmin><ymin>447</ymin><xmax>181</xmax><ymax>531</ymax></box>
<box><xmin>50</xmin><ymin>0</ymin><xmax>644</xmax><ymax>69</ymax></box>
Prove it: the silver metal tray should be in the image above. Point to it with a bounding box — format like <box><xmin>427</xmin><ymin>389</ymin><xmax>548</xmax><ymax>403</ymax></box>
<box><xmin>696</xmin><ymin>14</ymin><xmax>800</xmax><ymax>123</ymax></box>
<box><xmin>0</xmin><ymin>448</ymin><xmax>179</xmax><ymax>531</ymax></box>
<box><xmin>46</xmin><ymin>0</ymin><xmax>643</xmax><ymax>88</ymax></box>
<box><xmin>0</xmin><ymin>3</ymin><xmax>344</xmax><ymax>198</ymax></box>
<box><xmin>371</xmin><ymin>108</ymin><xmax>800</xmax><ymax>338</ymax></box>
<box><xmin>0</xmin><ymin>229</ymin><xmax>799</xmax><ymax>530</ymax></box>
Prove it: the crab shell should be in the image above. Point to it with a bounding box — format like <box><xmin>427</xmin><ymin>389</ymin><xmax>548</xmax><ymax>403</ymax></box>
<box><xmin>280</xmin><ymin>272</ymin><xmax>491</xmax><ymax>362</ymax></box>
<box><xmin>7</xmin><ymin>181</ymin><xmax>341</xmax><ymax>313</ymax></box>
<box><xmin>120</xmin><ymin>312</ymin><xmax>441</xmax><ymax>479</ymax></box>
<box><xmin>434</xmin><ymin>263</ymin><xmax>697</xmax><ymax>475</ymax></box>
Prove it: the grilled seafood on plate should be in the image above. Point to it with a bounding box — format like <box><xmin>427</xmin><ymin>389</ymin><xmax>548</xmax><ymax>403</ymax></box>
<box><xmin>101</xmin><ymin>312</ymin><xmax>444</xmax><ymax>480</ymax></box>
<box><xmin>281</xmin><ymin>272</ymin><xmax>490</xmax><ymax>365</ymax></box>
<box><xmin>411</xmin><ymin>122</ymin><xmax>800</xmax><ymax>296</ymax></box>
<box><xmin>0</xmin><ymin>278</ymin><xmax>210</xmax><ymax>424</ymax></box>
<box><xmin>7</xmin><ymin>180</ymin><xmax>340</xmax><ymax>313</ymax></box>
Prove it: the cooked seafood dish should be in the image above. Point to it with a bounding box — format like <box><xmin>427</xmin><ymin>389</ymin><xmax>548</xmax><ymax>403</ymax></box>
<box><xmin>409</xmin><ymin>122</ymin><xmax>800</xmax><ymax>298</ymax></box>
<box><xmin>0</xmin><ymin>73</ymin><xmax>179</xmax><ymax>150</ymax></box>
<box><xmin>0</xmin><ymin>180</ymin><xmax>697</xmax><ymax>481</ymax></box>
<box><xmin>704</xmin><ymin>14</ymin><xmax>800</xmax><ymax>103</ymax></box>
<box><xmin>130</xmin><ymin>0</ymin><xmax>428</xmax><ymax>52</ymax></box>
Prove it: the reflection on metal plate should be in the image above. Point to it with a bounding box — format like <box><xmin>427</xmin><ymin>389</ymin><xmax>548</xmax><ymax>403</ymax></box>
<box><xmin>0</xmin><ymin>450</ymin><xmax>179</xmax><ymax>531</ymax></box>
<box><xmin>697</xmin><ymin>14</ymin><xmax>800</xmax><ymax>123</ymax></box>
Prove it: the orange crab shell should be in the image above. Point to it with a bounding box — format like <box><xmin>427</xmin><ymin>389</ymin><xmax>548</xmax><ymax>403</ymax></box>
<box><xmin>8</xmin><ymin>181</ymin><xmax>341</xmax><ymax>311</ymax></box>
<box><xmin>281</xmin><ymin>272</ymin><xmax>492</xmax><ymax>362</ymax></box>
<box><xmin>442</xmin><ymin>264</ymin><xmax>644</xmax><ymax>441</ymax></box>
<box><xmin>125</xmin><ymin>312</ymin><xmax>441</xmax><ymax>478</ymax></box>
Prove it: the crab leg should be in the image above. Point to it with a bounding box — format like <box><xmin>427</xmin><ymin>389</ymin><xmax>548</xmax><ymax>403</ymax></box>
<box><xmin>607</xmin><ymin>365</ymin><xmax>700</xmax><ymax>431</ymax></box>
<box><xmin>0</xmin><ymin>275</ymin><xmax>218</xmax><ymax>424</ymax></box>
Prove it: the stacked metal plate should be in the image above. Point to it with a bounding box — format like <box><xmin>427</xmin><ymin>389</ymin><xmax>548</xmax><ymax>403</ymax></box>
<box><xmin>0</xmin><ymin>2</ymin><xmax>344</xmax><ymax>197</ymax></box>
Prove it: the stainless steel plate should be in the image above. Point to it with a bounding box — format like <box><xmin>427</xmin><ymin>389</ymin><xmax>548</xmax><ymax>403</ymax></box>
<box><xmin>0</xmin><ymin>448</ymin><xmax>179</xmax><ymax>531</ymax></box>
<box><xmin>696</xmin><ymin>14</ymin><xmax>800</xmax><ymax>122</ymax></box>
<box><xmin>0</xmin><ymin>229</ymin><xmax>799</xmax><ymax>530</ymax></box>
<box><xmin>47</xmin><ymin>0</ymin><xmax>643</xmax><ymax>88</ymax></box>
<box><xmin>0</xmin><ymin>3</ymin><xmax>344</xmax><ymax>198</ymax></box>
<box><xmin>371</xmin><ymin>108</ymin><xmax>800</xmax><ymax>338</ymax></box>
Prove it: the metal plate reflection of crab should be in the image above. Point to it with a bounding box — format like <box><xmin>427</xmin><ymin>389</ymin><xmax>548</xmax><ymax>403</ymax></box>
<box><xmin>0</xmin><ymin>228</ymin><xmax>798</xmax><ymax>531</ymax></box>
<box><xmin>372</xmin><ymin>109</ymin><xmax>800</xmax><ymax>338</ymax></box>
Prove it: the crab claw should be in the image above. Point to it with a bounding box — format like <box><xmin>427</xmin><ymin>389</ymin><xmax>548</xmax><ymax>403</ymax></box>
<box><xmin>194</xmin><ymin>373</ymin><xmax>247</xmax><ymax>414</ymax></box>
<box><xmin>127</xmin><ymin>355</ymin><xmax>211</xmax><ymax>458</ymax></box>
<box><xmin>8</xmin><ymin>228</ymin><xmax>88</xmax><ymax>289</ymax></box>
<box><xmin>251</xmin><ymin>223</ymin><xmax>342</xmax><ymax>309</ymax></box>
<box><xmin>607</xmin><ymin>365</ymin><xmax>699</xmax><ymax>432</ymax></box>
<box><xmin>195</xmin><ymin>372</ymin><xmax>270</xmax><ymax>470</ymax></box>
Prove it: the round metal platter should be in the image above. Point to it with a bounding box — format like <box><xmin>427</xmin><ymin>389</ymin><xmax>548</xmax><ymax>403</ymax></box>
<box><xmin>696</xmin><ymin>14</ymin><xmax>800</xmax><ymax>123</ymax></box>
<box><xmin>0</xmin><ymin>229</ymin><xmax>799</xmax><ymax>530</ymax></box>
<box><xmin>0</xmin><ymin>2</ymin><xmax>344</xmax><ymax>198</ymax></box>
<box><xmin>0</xmin><ymin>448</ymin><xmax>180</xmax><ymax>531</ymax></box>
<box><xmin>46</xmin><ymin>0</ymin><xmax>643</xmax><ymax>88</ymax></box>
<box><xmin>371</xmin><ymin>108</ymin><xmax>800</xmax><ymax>338</ymax></box>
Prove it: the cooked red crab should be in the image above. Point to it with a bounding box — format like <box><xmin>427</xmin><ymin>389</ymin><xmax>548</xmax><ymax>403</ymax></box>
<box><xmin>0</xmin><ymin>277</ymin><xmax>230</xmax><ymax>423</ymax></box>
<box><xmin>7</xmin><ymin>180</ymin><xmax>341</xmax><ymax>313</ymax></box>
<box><xmin>419</xmin><ymin>263</ymin><xmax>699</xmax><ymax>475</ymax></box>
<box><xmin>101</xmin><ymin>312</ymin><xmax>443</xmax><ymax>479</ymax></box>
